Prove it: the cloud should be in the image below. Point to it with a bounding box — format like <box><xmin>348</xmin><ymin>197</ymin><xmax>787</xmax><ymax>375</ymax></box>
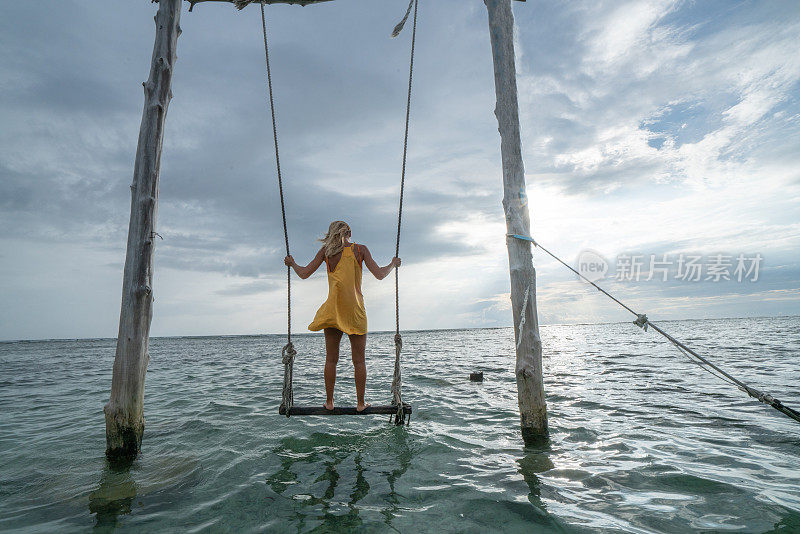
<box><xmin>517</xmin><ymin>0</ymin><xmax>800</xmax><ymax>194</ymax></box>
<box><xmin>0</xmin><ymin>0</ymin><xmax>799</xmax><ymax>339</ymax></box>
<box><xmin>216</xmin><ymin>278</ymin><xmax>280</xmax><ymax>296</ymax></box>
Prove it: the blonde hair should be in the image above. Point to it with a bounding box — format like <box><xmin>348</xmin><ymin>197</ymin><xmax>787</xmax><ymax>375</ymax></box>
<box><xmin>319</xmin><ymin>221</ymin><xmax>351</xmax><ymax>257</ymax></box>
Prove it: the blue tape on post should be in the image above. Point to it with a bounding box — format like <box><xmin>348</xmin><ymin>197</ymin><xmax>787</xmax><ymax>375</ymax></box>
<box><xmin>507</xmin><ymin>234</ymin><xmax>538</xmax><ymax>246</ymax></box>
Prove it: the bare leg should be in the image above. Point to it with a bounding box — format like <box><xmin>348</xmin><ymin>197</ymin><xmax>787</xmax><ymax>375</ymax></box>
<box><xmin>323</xmin><ymin>328</ymin><xmax>342</xmax><ymax>409</ymax></box>
<box><xmin>349</xmin><ymin>333</ymin><xmax>369</xmax><ymax>411</ymax></box>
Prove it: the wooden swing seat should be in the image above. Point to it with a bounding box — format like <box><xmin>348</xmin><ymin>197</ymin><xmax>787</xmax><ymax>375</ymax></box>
<box><xmin>279</xmin><ymin>403</ymin><xmax>412</xmax><ymax>416</ymax></box>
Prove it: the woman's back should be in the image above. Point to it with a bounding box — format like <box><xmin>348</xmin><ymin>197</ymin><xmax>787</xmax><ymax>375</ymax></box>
<box><xmin>311</xmin><ymin>243</ymin><xmax>367</xmax><ymax>335</ymax></box>
<box><xmin>324</xmin><ymin>243</ymin><xmax>363</xmax><ymax>273</ymax></box>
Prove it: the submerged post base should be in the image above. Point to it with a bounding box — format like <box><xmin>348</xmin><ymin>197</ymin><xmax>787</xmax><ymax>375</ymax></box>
<box><xmin>104</xmin><ymin>405</ymin><xmax>144</xmax><ymax>461</ymax></box>
<box><xmin>519</xmin><ymin>400</ymin><xmax>549</xmax><ymax>447</ymax></box>
<box><xmin>521</xmin><ymin>425</ymin><xmax>549</xmax><ymax>447</ymax></box>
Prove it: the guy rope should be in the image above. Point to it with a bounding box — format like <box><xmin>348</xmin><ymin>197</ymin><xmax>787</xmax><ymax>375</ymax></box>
<box><xmin>508</xmin><ymin>233</ymin><xmax>800</xmax><ymax>425</ymax></box>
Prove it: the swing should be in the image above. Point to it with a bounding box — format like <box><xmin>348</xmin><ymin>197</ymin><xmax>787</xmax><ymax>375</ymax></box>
<box><xmin>254</xmin><ymin>0</ymin><xmax>418</xmax><ymax>425</ymax></box>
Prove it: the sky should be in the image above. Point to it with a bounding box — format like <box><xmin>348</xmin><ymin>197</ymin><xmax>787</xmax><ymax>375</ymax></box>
<box><xmin>1</xmin><ymin>0</ymin><xmax>798</xmax><ymax>341</ymax></box>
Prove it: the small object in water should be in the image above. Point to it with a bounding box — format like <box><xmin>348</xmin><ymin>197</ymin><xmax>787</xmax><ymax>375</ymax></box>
<box><xmin>469</xmin><ymin>372</ymin><xmax>484</xmax><ymax>382</ymax></box>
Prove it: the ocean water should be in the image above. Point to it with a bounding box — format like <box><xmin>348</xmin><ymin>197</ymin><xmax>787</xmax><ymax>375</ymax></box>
<box><xmin>1</xmin><ymin>316</ymin><xmax>799</xmax><ymax>533</ymax></box>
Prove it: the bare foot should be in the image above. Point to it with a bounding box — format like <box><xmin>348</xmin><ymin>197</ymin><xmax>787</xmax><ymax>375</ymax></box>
<box><xmin>356</xmin><ymin>403</ymin><xmax>371</xmax><ymax>413</ymax></box>
<box><xmin>323</xmin><ymin>401</ymin><xmax>334</xmax><ymax>410</ymax></box>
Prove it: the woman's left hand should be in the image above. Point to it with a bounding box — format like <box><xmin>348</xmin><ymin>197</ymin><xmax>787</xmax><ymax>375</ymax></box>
<box><xmin>392</xmin><ymin>257</ymin><xmax>401</xmax><ymax>268</ymax></box>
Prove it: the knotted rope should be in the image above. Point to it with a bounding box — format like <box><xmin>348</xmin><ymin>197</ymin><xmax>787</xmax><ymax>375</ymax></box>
<box><xmin>390</xmin><ymin>0</ymin><xmax>418</xmax><ymax>426</ymax></box>
<box><xmin>281</xmin><ymin>342</ymin><xmax>296</xmax><ymax>413</ymax></box>
<box><xmin>390</xmin><ymin>334</ymin><xmax>403</xmax><ymax>420</ymax></box>
<box><xmin>259</xmin><ymin>2</ymin><xmax>295</xmax><ymax>417</ymax></box>
<box><xmin>508</xmin><ymin>233</ymin><xmax>800</xmax><ymax>425</ymax></box>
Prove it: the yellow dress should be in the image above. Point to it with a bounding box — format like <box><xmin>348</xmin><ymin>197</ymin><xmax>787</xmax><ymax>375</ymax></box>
<box><xmin>308</xmin><ymin>244</ymin><xmax>368</xmax><ymax>335</ymax></box>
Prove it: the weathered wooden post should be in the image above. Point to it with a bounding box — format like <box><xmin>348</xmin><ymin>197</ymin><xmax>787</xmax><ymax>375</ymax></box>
<box><xmin>104</xmin><ymin>0</ymin><xmax>182</xmax><ymax>460</ymax></box>
<box><xmin>485</xmin><ymin>0</ymin><xmax>548</xmax><ymax>444</ymax></box>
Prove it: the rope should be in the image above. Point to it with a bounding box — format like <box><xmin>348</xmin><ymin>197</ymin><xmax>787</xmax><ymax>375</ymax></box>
<box><xmin>508</xmin><ymin>233</ymin><xmax>800</xmax><ymax>425</ymax></box>
<box><xmin>391</xmin><ymin>0</ymin><xmax>414</xmax><ymax>38</ymax></box>
<box><xmin>281</xmin><ymin>342</ymin><xmax>297</xmax><ymax>413</ymax></box>
<box><xmin>390</xmin><ymin>0</ymin><xmax>418</xmax><ymax>426</ymax></box>
<box><xmin>260</xmin><ymin>2</ymin><xmax>295</xmax><ymax>417</ymax></box>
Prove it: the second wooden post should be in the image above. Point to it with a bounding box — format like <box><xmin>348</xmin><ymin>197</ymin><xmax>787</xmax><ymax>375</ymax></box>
<box><xmin>485</xmin><ymin>0</ymin><xmax>548</xmax><ymax>444</ymax></box>
<box><xmin>104</xmin><ymin>0</ymin><xmax>182</xmax><ymax>461</ymax></box>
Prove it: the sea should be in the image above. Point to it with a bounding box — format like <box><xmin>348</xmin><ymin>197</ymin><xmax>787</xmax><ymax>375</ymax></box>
<box><xmin>1</xmin><ymin>316</ymin><xmax>799</xmax><ymax>533</ymax></box>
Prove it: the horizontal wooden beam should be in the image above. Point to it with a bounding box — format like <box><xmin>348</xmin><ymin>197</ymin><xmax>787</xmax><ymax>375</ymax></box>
<box><xmin>185</xmin><ymin>0</ymin><xmax>523</xmax><ymax>11</ymax></box>
<box><xmin>279</xmin><ymin>403</ymin><xmax>412</xmax><ymax>416</ymax></box>
<box><xmin>186</xmin><ymin>0</ymin><xmax>333</xmax><ymax>11</ymax></box>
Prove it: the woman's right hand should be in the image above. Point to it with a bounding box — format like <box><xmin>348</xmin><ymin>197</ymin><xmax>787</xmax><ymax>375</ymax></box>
<box><xmin>284</xmin><ymin>255</ymin><xmax>295</xmax><ymax>267</ymax></box>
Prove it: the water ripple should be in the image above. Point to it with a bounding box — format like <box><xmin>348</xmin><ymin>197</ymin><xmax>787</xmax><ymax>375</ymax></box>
<box><xmin>0</xmin><ymin>318</ymin><xmax>799</xmax><ymax>532</ymax></box>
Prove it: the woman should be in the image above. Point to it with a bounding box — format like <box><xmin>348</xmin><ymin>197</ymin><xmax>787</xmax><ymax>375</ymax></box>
<box><xmin>284</xmin><ymin>221</ymin><xmax>401</xmax><ymax>412</ymax></box>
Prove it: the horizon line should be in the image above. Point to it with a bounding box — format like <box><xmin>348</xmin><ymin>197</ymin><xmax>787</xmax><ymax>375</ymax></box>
<box><xmin>2</xmin><ymin>313</ymin><xmax>797</xmax><ymax>344</ymax></box>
